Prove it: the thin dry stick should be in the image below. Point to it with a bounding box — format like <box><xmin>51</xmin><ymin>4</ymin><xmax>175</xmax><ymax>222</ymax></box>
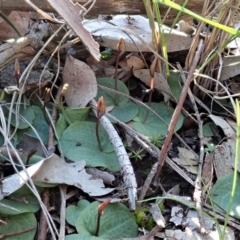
<box><xmin>37</xmin><ymin>188</ymin><xmax>50</xmax><ymax>240</ymax></box>
<box><xmin>153</xmin><ymin>39</ymin><xmax>204</xmax><ymax>184</ymax></box>
<box><xmin>90</xmin><ymin>99</ymin><xmax>137</xmax><ymax>210</ymax></box>
<box><xmin>59</xmin><ymin>185</ymin><xmax>68</xmax><ymax>240</ymax></box>
<box><xmin>177</xmin><ymin>62</ymin><xmax>206</xmax><ymax>234</ymax></box>
<box><xmin>104</xmin><ymin>112</ymin><xmax>195</xmax><ymax>201</ymax></box>
<box><xmin>203</xmin><ymin>203</ymin><xmax>240</xmax><ymax>231</ymax></box>
<box><xmin>98</xmin><ymin>84</ymin><xmax>198</xmax><ymax>157</ymax></box>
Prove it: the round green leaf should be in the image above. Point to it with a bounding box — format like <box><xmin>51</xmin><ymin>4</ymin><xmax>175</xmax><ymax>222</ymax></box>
<box><xmin>133</xmin><ymin>102</ymin><xmax>184</xmax><ymax>137</ymax></box>
<box><xmin>0</xmin><ymin>185</ymin><xmax>41</xmax><ymax>216</ymax></box>
<box><xmin>167</xmin><ymin>71</ymin><xmax>182</xmax><ymax>100</ymax></box>
<box><xmin>17</xmin><ymin>105</ymin><xmax>48</xmax><ymax>143</ymax></box>
<box><xmin>76</xmin><ymin>201</ymin><xmax>138</xmax><ymax>239</ymax></box>
<box><xmin>56</xmin><ymin>113</ymin><xmax>68</xmax><ymax>139</ymax></box>
<box><xmin>109</xmin><ymin>102</ymin><xmax>139</xmax><ymax>123</ymax></box>
<box><xmin>66</xmin><ymin>107</ymin><xmax>90</xmax><ymax>123</ymax></box>
<box><xmin>96</xmin><ymin>78</ymin><xmax>129</xmax><ymax>106</ymax></box>
<box><xmin>210</xmin><ymin>173</ymin><xmax>240</xmax><ymax>219</ymax></box>
<box><xmin>203</xmin><ymin>122</ymin><xmax>215</xmax><ymax>137</ymax></box>
<box><xmin>7</xmin><ymin>105</ymin><xmax>35</xmax><ymax>129</ymax></box>
<box><xmin>66</xmin><ymin>200</ymin><xmax>90</xmax><ymax>226</ymax></box>
<box><xmin>59</xmin><ymin>121</ymin><xmax>120</xmax><ymax>172</ymax></box>
<box><xmin>66</xmin><ymin>234</ymin><xmax>104</xmax><ymax>240</ymax></box>
<box><xmin>0</xmin><ymin>213</ymin><xmax>37</xmax><ymax>240</ymax></box>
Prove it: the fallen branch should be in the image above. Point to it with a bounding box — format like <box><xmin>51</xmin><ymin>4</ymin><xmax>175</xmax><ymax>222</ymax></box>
<box><xmin>0</xmin><ymin>0</ymin><xmax>207</xmax><ymax>24</ymax></box>
<box><xmin>90</xmin><ymin>99</ymin><xmax>138</xmax><ymax>211</ymax></box>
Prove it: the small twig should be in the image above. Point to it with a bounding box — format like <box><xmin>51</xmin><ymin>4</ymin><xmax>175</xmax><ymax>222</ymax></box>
<box><xmin>177</xmin><ymin>62</ymin><xmax>206</xmax><ymax>234</ymax></box>
<box><xmin>90</xmin><ymin>99</ymin><xmax>137</xmax><ymax>210</ymax></box>
<box><xmin>203</xmin><ymin>203</ymin><xmax>240</xmax><ymax>231</ymax></box>
<box><xmin>153</xmin><ymin>39</ymin><xmax>204</xmax><ymax>184</ymax></box>
<box><xmin>37</xmin><ymin>188</ymin><xmax>50</xmax><ymax>240</ymax></box>
<box><xmin>59</xmin><ymin>185</ymin><xmax>68</xmax><ymax>240</ymax></box>
<box><xmin>104</xmin><ymin>111</ymin><xmax>195</xmax><ymax>201</ymax></box>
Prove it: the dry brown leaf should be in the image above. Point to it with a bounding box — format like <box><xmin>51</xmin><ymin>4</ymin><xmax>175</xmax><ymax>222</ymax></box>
<box><xmin>62</xmin><ymin>55</ymin><xmax>97</xmax><ymax>107</ymax></box>
<box><xmin>209</xmin><ymin>114</ymin><xmax>237</xmax><ymax>176</ymax></box>
<box><xmin>0</xmin><ymin>154</ymin><xmax>114</xmax><ymax>199</ymax></box>
<box><xmin>0</xmin><ymin>12</ymin><xmax>32</xmax><ymax>39</ymax></box>
<box><xmin>134</xmin><ymin>69</ymin><xmax>172</xmax><ymax>101</ymax></box>
<box><xmin>127</xmin><ymin>56</ymin><xmax>145</xmax><ymax>71</ymax></box>
<box><xmin>84</xmin><ymin>15</ymin><xmax>193</xmax><ymax>52</ymax></box>
<box><xmin>46</xmin><ymin>0</ymin><xmax>100</xmax><ymax>61</ymax></box>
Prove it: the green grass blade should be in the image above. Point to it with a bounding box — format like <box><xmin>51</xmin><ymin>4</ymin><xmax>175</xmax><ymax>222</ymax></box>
<box><xmin>0</xmin><ymin>12</ymin><xmax>21</xmax><ymax>37</ymax></box>
<box><xmin>155</xmin><ymin>0</ymin><xmax>240</xmax><ymax>36</ymax></box>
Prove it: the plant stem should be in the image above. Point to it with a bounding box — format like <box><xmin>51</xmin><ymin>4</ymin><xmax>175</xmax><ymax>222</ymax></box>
<box><xmin>114</xmin><ymin>50</ymin><xmax>121</xmax><ymax>104</ymax></box>
<box><xmin>96</xmin><ymin>119</ymin><xmax>103</xmax><ymax>151</ymax></box>
<box><xmin>94</xmin><ymin>214</ymin><xmax>101</xmax><ymax>237</ymax></box>
<box><xmin>153</xmin><ymin>40</ymin><xmax>203</xmax><ymax>184</ymax></box>
<box><xmin>143</xmin><ymin>89</ymin><xmax>153</xmax><ymax>123</ymax></box>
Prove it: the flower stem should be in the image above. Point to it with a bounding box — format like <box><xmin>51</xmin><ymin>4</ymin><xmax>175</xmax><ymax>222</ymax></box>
<box><xmin>96</xmin><ymin>119</ymin><xmax>103</xmax><ymax>151</ymax></box>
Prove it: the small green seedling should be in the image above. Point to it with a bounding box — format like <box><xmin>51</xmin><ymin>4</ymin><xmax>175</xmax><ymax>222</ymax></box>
<box><xmin>204</xmin><ymin>143</ymin><xmax>215</xmax><ymax>153</ymax></box>
<box><xmin>150</xmin><ymin>134</ymin><xmax>165</xmax><ymax>148</ymax></box>
<box><xmin>130</xmin><ymin>148</ymin><xmax>146</xmax><ymax>161</ymax></box>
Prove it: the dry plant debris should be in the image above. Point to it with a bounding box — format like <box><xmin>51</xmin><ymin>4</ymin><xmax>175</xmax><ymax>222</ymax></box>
<box><xmin>0</xmin><ymin>0</ymin><xmax>240</xmax><ymax>239</ymax></box>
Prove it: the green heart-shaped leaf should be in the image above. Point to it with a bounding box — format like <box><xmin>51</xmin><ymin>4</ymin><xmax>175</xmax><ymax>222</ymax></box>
<box><xmin>0</xmin><ymin>185</ymin><xmax>41</xmax><ymax>216</ymax></box>
<box><xmin>59</xmin><ymin>121</ymin><xmax>120</xmax><ymax>172</ymax></box>
<box><xmin>96</xmin><ymin>78</ymin><xmax>129</xmax><ymax>106</ymax></box>
<box><xmin>109</xmin><ymin>102</ymin><xmax>139</xmax><ymax>123</ymax></box>
<box><xmin>210</xmin><ymin>173</ymin><xmax>240</xmax><ymax>219</ymax></box>
<box><xmin>75</xmin><ymin>201</ymin><xmax>138</xmax><ymax>239</ymax></box>
<box><xmin>3</xmin><ymin>104</ymin><xmax>35</xmax><ymax>129</ymax></box>
<box><xmin>133</xmin><ymin>102</ymin><xmax>184</xmax><ymax>137</ymax></box>
<box><xmin>66</xmin><ymin>200</ymin><xmax>90</xmax><ymax>226</ymax></box>
<box><xmin>66</xmin><ymin>107</ymin><xmax>90</xmax><ymax>123</ymax></box>
<box><xmin>0</xmin><ymin>213</ymin><xmax>37</xmax><ymax>240</ymax></box>
<box><xmin>23</xmin><ymin>105</ymin><xmax>49</xmax><ymax>143</ymax></box>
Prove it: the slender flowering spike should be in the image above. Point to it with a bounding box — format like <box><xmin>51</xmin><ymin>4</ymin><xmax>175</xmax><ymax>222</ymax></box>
<box><xmin>150</xmin><ymin>77</ymin><xmax>154</xmax><ymax>90</ymax></box>
<box><xmin>15</xmin><ymin>58</ymin><xmax>20</xmax><ymax>87</ymax></box>
<box><xmin>96</xmin><ymin>96</ymin><xmax>106</xmax><ymax>119</ymax></box>
<box><xmin>117</xmin><ymin>38</ymin><xmax>126</xmax><ymax>55</ymax></box>
<box><xmin>44</xmin><ymin>87</ymin><xmax>51</xmax><ymax>103</ymax></box>
<box><xmin>61</xmin><ymin>83</ymin><xmax>69</xmax><ymax>95</ymax></box>
<box><xmin>150</xmin><ymin>56</ymin><xmax>157</xmax><ymax>78</ymax></box>
<box><xmin>98</xmin><ymin>198</ymin><xmax>111</xmax><ymax>216</ymax></box>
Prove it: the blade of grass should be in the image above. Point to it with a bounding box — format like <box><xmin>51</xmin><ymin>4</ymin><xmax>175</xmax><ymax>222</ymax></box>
<box><xmin>155</xmin><ymin>0</ymin><xmax>240</xmax><ymax>37</ymax></box>
<box><xmin>221</xmin><ymin>100</ymin><xmax>240</xmax><ymax>239</ymax></box>
<box><xmin>0</xmin><ymin>12</ymin><xmax>21</xmax><ymax>37</ymax></box>
<box><xmin>153</xmin><ymin>1</ymin><xmax>170</xmax><ymax>76</ymax></box>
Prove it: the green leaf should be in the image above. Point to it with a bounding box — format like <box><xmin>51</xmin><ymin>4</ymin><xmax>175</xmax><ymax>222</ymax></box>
<box><xmin>203</xmin><ymin>122</ymin><xmax>215</xmax><ymax>137</ymax></box>
<box><xmin>75</xmin><ymin>201</ymin><xmax>138</xmax><ymax>239</ymax></box>
<box><xmin>55</xmin><ymin>113</ymin><xmax>68</xmax><ymax>139</ymax></box>
<box><xmin>4</xmin><ymin>105</ymin><xmax>35</xmax><ymax>129</ymax></box>
<box><xmin>59</xmin><ymin>121</ymin><xmax>120</xmax><ymax>172</ymax></box>
<box><xmin>210</xmin><ymin>173</ymin><xmax>240</xmax><ymax>219</ymax></box>
<box><xmin>0</xmin><ymin>213</ymin><xmax>37</xmax><ymax>240</ymax></box>
<box><xmin>96</xmin><ymin>78</ymin><xmax>129</xmax><ymax>106</ymax></box>
<box><xmin>22</xmin><ymin>106</ymin><xmax>49</xmax><ymax>143</ymax></box>
<box><xmin>133</xmin><ymin>102</ymin><xmax>184</xmax><ymax>137</ymax></box>
<box><xmin>109</xmin><ymin>102</ymin><xmax>139</xmax><ymax>123</ymax></box>
<box><xmin>66</xmin><ymin>107</ymin><xmax>90</xmax><ymax>123</ymax></box>
<box><xmin>66</xmin><ymin>234</ymin><xmax>104</xmax><ymax>240</ymax></box>
<box><xmin>0</xmin><ymin>193</ymin><xmax>40</xmax><ymax>216</ymax></box>
<box><xmin>101</xmin><ymin>48</ymin><xmax>113</xmax><ymax>60</ymax></box>
<box><xmin>66</xmin><ymin>200</ymin><xmax>90</xmax><ymax>226</ymax></box>
<box><xmin>167</xmin><ymin>71</ymin><xmax>182</xmax><ymax>100</ymax></box>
